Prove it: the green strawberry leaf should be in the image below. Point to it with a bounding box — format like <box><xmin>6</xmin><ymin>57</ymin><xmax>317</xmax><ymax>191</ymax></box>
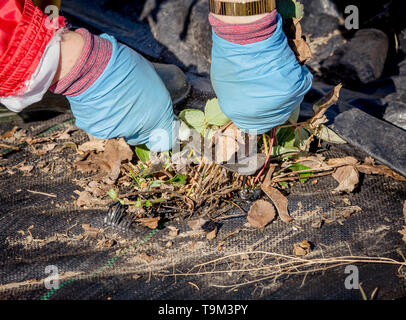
<box><xmin>179</xmin><ymin>109</ymin><xmax>206</xmax><ymax>134</ymax></box>
<box><xmin>135</xmin><ymin>144</ymin><xmax>150</xmax><ymax>163</ymax></box>
<box><xmin>204</xmin><ymin>98</ymin><xmax>230</xmax><ymax>127</ymax></box>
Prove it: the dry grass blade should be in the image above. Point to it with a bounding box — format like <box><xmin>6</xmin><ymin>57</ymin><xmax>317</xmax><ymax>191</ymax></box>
<box><xmin>161</xmin><ymin>251</ymin><xmax>406</xmax><ymax>291</ymax></box>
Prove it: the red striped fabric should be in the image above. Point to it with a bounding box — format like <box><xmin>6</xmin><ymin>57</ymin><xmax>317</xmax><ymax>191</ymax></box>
<box><xmin>208</xmin><ymin>10</ymin><xmax>278</xmax><ymax>45</ymax></box>
<box><xmin>49</xmin><ymin>28</ymin><xmax>112</xmax><ymax>96</ymax></box>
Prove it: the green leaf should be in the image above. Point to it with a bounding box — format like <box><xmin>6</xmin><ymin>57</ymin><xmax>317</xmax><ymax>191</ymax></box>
<box><xmin>277</xmin><ymin>127</ymin><xmax>296</xmax><ymax>146</ymax></box>
<box><xmin>135</xmin><ymin>144</ymin><xmax>150</xmax><ymax>163</ymax></box>
<box><xmin>289</xmin><ymin>163</ymin><xmax>313</xmax><ymax>183</ymax></box>
<box><xmin>276</xmin><ymin>0</ymin><xmax>305</xmax><ymax>20</ymax></box>
<box><xmin>315</xmin><ymin>125</ymin><xmax>347</xmax><ymax>144</ymax></box>
<box><xmin>134</xmin><ymin>198</ymin><xmax>142</xmax><ymax>208</ymax></box>
<box><xmin>108</xmin><ymin>189</ymin><xmax>118</xmax><ymax>200</ymax></box>
<box><xmin>204</xmin><ymin>98</ymin><xmax>230</xmax><ymax>126</ymax></box>
<box><xmin>149</xmin><ymin>180</ymin><xmax>164</xmax><ymax>189</ymax></box>
<box><xmin>293</xmin><ymin>127</ymin><xmax>310</xmax><ymax>149</ymax></box>
<box><xmin>179</xmin><ymin>109</ymin><xmax>205</xmax><ymax>134</ymax></box>
<box><xmin>289</xmin><ymin>163</ymin><xmax>311</xmax><ymax>173</ymax></box>
<box><xmin>279</xmin><ymin>181</ymin><xmax>289</xmax><ymax>188</ymax></box>
<box><xmin>166</xmin><ymin>173</ymin><xmax>187</xmax><ymax>185</ymax></box>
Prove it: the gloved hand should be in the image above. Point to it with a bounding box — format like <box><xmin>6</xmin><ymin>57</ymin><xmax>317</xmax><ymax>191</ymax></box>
<box><xmin>210</xmin><ymin>13</ymin><xmax>313</xmax><ymax>134</ymax></box>
<box><xmin>66</xmin><ymin>34</ymin><xmax>177</xmax><ymax>152</ymax></box>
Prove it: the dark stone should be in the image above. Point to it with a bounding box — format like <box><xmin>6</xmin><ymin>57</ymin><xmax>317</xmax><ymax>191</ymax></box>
<box><xmin>382</xmin><ymin>59</ymin><xmax>406</xmax><ymax>130</ymax></box>
<box><xmin>399</xmin><ymin>28</ymin><xmax>406</xmax><ymax>54</ymax></box>
<box><xmin>330</xmin><ymin>107</ymin><xmax>406</xmax><ymax>177</ymax></box>
<box><xmin>148</xmin><ymin>0</ymin><xmax>212</xmax><ymax>75</ymax></box>
<box><xmin>321</xmin><ymin>29</ymin><xmax>389</xmax><ymax>84</ymax></box>
<box><xmin>300</xmin><ymin>0</ymin><xmax>345</xmax><ymax>74</ymax></box>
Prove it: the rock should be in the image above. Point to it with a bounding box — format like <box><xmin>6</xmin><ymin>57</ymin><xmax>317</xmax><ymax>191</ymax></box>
<box><xmin>321</xmin><ymin>29</ymin><xmax>389</xmax><ymax>84</ymax></box>
<box><xmin>147</xmin><ymin>0</ymin><xmax>212</xmax><ymax>75</ymax></box>
<box><xmin>399</xmin><ymin>28</ymin><xmax>406</xmax><ymax>54</ymax></box>
<box><xmin>300</xmin><ymin>0</ymin><xmax>345</xmax><ymax>73</ymax></box>
<box><xmin>382</xmin><ymin>59</ymin><xmax>406</xmax><ymax>130</ymax></box>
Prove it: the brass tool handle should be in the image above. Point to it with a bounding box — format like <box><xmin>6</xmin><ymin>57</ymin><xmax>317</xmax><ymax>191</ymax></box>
<box><xmin>209</xmin><ymin>0</ymin><xmax>276</xmax><ymax>16</ymax></box>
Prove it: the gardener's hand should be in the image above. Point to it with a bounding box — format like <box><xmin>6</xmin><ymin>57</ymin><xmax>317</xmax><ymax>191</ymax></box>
<box><xmin>53</xmin><ymin>31</ymin><xmax>177</xmax><ymax>152</ymax></box>
<box><xmin>210</xmin><ymin>13</ymin><xmax>313</xmax><ymax>134</ymax></box>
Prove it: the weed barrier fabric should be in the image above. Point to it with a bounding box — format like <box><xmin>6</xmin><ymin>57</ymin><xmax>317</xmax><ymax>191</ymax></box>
<box><xmin>0</xmin><ymin>112</ymin><xmax>405</xmax><ymax>300</ymax></box>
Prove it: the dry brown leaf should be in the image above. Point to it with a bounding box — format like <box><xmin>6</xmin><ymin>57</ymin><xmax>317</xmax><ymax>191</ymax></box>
<box><xmin>261</xmin><ymin>185</ymin><xmax>293</xmax><ymax>223</ymax></box>
<box><xmin>262</xmin><ymin>164</ymin><xmax>278</xmax><ymax>187</ymax></box>
<box><xmin>188</xmin><ymin>218</ymin><xmax>207</xmax><ymax>231</ymax></box>
<box><xmin>1</xmin><ymin>126</ymin><xmax>19</xmax><ymax>139</ymax></box>
<box><xmin>296</xmin><ymin>156</ymin><xmax>326</xmax><ymax>169</ymax></box>
<box><xmin>18</xmin><ymin>165</ymin><xmax>34</xmax><ymax>173</ymax></box>
<box><xmin>356</xmin><ymin>163</ymin><xmax>406</xmax><ymax>182</ymax></box>
<box><xmin>206</xmin><ymin>226</ymin><xmax>218</xmax><ymax>240</ymax></box>
<box><xmin>33</xmin><ymin>143</ymin><xmax>56</xmax><ymax>155</ymax></box>
<box><xmin>74</xmin><ymin>138</ymin><xmax>133</xmax><ymax>183</ymax></box>
<box><xmin>337</xmin><ymin>206</ymin><xmax>362</xmax><ymax>219</ymax></box>
<box><xmin>78</xmin><ymin>139</ymin><xmax>106</xmax><ymax>153</ymax></box>
<box><xmin>81</xmin><ymin>224</ymin><xmax>100</xmax><ymax>238</ymax></box>
<box><xmin>76</xmin><ymin>191</ymin><xmax>97</xmax><ymax>207</ymax></box>
<box><xmin>332</xmin><ymin>165</ymin><xmax>359</xmax><ymax>194</ymax></box>
<box><xmin>285</xmin><ymin>18</ymin><xmax>313</xmax><ymax>64</ymax></box>
<box><xmin>310</xmin><ymin>84</ymin><xmax>342</xmax><ymax>128</ymax></box>
<box><xmin>289</xmin><ymin>38</ymin><xmax>313</xmax><ymax>64</ymax></box>
<box><xmin>293</xmin><ymin>240</ymin><xmax>312</xmax><ymax>256</ymax></box>
<box><xmin>168</xmin><ymin>227</ymin><xmax>179</xmax><ymax>237</ymax></box>
<box><xmin>139</xmin><ymin>253</ymin><xmax>154</xmax><ymax>263</ymax></box>
<box><xmin>327</xmin><ymin>156</ymin><xmax>358</xmax><ymax>167</ymax></box>
<box><xmin>247</xmin><ymin>200</ymin><xmax>276</xmax><ymax>228</ymax></box>
<box><xmin>103</xmin><ymin>239</ymin><xmax>117</xmax><ymax>247</ymax></box>
<box><xmin>135</xmin><ymin>217</ymin><xmax>160</xmax><ymax>229</ymax></box>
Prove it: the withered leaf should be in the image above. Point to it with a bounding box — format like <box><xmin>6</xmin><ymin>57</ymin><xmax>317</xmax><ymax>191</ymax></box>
<box><xmin>332</xmin><ymin>165</ymin><xmax>359</xmax><ymax>194</ymax></box>
<box><xmin>310</xmin><ymin>84</ymin><xmax>342</xmax><ymax>128</ymax></box>
<box><xmin>74</xmin><ymin>138</ymin><xmax>133</xmax><ymax>183</ymax></box>
<box><xmin>261</xmin><ymin>185</ymin><xmax>294</xmax><ymax>223</ymax></box>
<box><xmin>139</xmin><ymin>253</ymin><xmax>154</xmax><ymax>263</ymax></box>
<box><xmin>293</xmin><ymin>240</ymin><xmax>312</xmax><ymax>256</ymax></box>
<box><xmin>78</xmin><ymin>139</ymin><xmax>106</xmax><ymax>153</ymax></box>
<box><xmin>356</xmin><ymin>163</ymin><xmax>406</xmax><ymax>182</ymax></box>
<box><xmin>168</xmin><ymin>226</ymin><xmax>179</xmax><ymax>237</ymax></box>
<box><xmin>206</xmin><ymin>226</ymin><xmax>218</xmax><ymax>240</ymax></box>
<box><xmin>188</xmin><ymin>218</ymin><xmax>207</xmax><ymax>231</ymax></box>
<box><xmin>337</xmin><ymin>206</ymin><xmax>362</xmax><ymax>219</ymax></box>
<box><xmin>135</xmin><ymin>217</ymin><xmax>160</xmax><ymax>229</ymax></box>
<box><xmin>76</xmin><ymin>191</ymin><xmax>94</xmax><ymax>207</ymax></box>
<box><xmin>82</xmin><ymin>224</ymin><xmax>100</xmax><ymax>238</ymax></box>
<box><xmin>289</xmin><ymin>38</ymin><xmax>313</xmax><ymax>64</ymax></box>
<box><xmin>1</xmin><ymin>126</ymin><xmax>18</xmax><ymax>139</ymax></box>
<box><xmin>247</xmin><ymin>200</ymin><xmax>276</xmax><ymax>228</ymax></box>
<box><xmin>18</xmin><ymin>165</ymin><xmax>34</xmax><ymax>173</ymax></box>
<box><xmin>327</xmin><ymin>156</ymin><xmax>358</xmax><ymax>167</ymax></box>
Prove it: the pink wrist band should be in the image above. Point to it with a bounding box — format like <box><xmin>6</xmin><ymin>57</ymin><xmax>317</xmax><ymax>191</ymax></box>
<box><xmin>49</xmin><ymin>28</ymin><xmax>112</xmax><ymax>96</ymax></box>
<box><xmin>208</xmin><ymin>10</ymin><xmax>278</xmax><ymax>45</ymax></box>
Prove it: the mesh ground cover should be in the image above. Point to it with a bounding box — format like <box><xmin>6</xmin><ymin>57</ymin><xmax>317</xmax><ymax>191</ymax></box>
<box><xmin>0</xmin><ymin>113</ymin><xmax>406</xmax><ymax>300</ymax></box>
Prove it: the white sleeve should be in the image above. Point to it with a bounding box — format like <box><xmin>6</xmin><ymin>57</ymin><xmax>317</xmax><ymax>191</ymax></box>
<box><xmin>0</xmin><ymin>29</ymin><xmax>65</xmax><ymax>113</ymax></box>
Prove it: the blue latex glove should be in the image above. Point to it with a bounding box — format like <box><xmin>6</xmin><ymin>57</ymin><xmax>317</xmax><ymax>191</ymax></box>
<box><xmin>66</xmin><ymin>34</ymin><xmax>177</xmax><ymax>152</ymax></box>
<box><xmin>210</xmin><ymin>13</ymin><xmax>313</xmax><ymax>134</ymax></box>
